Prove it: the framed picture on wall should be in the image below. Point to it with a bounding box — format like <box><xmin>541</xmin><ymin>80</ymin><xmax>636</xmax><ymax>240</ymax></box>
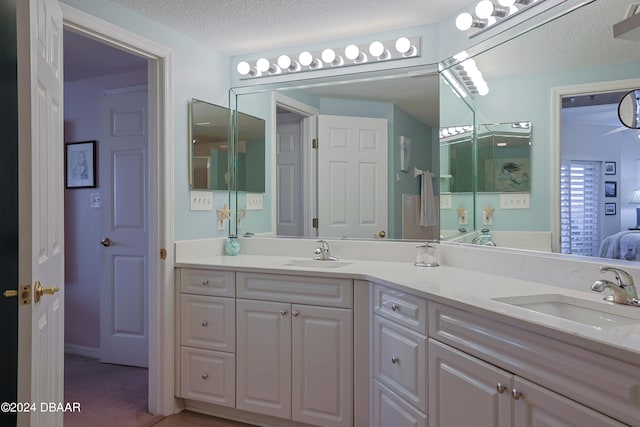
<box><xmin>400</xmin><ymin>136</ymin><xmax>411</xmax><ymax>172</ymax></box>
<box><xmin>604</xmin><ymin>161</ymin><xmax>616</xmax><ymax>175</ymax></box>
<box><xmin>605</xmin><ymin>203</ymin><xmax>616</xmax><ymax>215</ymax></box>
<box><xmin>605</xmin><ymin>181</ymin><xmax>617</xmax><ymax>197</ymax></box>
<box><xmin>65</xmin><ymin>140</ymin><xmax>97</xmax><ymax>189</ymax></box>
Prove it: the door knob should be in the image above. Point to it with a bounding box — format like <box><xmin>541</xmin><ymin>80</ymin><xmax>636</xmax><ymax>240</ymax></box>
<box><xmin>375</xmin><ymin>230</ymin><xmax>386</xmax><ymax>238</ymax></box>
<box><xmin>34</xmin><ymin>281</ymin><xmax>59</xmax><ymax>303</ymax></box>
<box><xmin>100</xmin><ymin>237</ymin><xmax>112</xmax><ymax>247</ymax></box>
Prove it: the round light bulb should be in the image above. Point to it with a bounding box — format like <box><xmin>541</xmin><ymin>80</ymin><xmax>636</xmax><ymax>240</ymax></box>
<box><xmin>236</xmin><ymin>61</ymin><xmax>251</xmax><ymax>76</ymax></box>
<box><xmin>478</xmin><ymin>85</ymin><xmax>490</xmax><ymax>96</ymax></box>
<box><xmin>277</xmin><ymin>55</ymin><xmax>291</xmax><ymax>69</ymax></box>
<box><xmin>369</xmin><ymin>41</ymin><xmax>385</xmax><ymax>58</ymax></box>
<box><xmin>298</xmin><ymin>51</ymin><xmax>313</xmax><ymax>67</ymax></box>
<box><xmin>498</xmin><ymin>0</ymin><xmax>516</xmax><ymax>6</ymax></box>
<box><xmin>321</xmin><ymin>48</ymin><xmax>336</xmax><ymax>64</ymax></box>
<box><xmin>256</xmin><ymin>58</ymin><xmax>270</xmax><ymax>73</ymax></box>
<box><xmin>344</xmin><ymin>44</ymin><xmax>360</xmax><ymax>60</ymax></box>
<box><xmin>395</xmin><ymin>37</ymin><xmax>411</xmax><ymax>54</ymax></box>
<box><xmin>475</xmin><ymin>0</ymin><xmax>495</xmax><ymax>19</ymax></box>
<box><xmin>455</xmin><ymin>13</ymin><xmax>474</xmax><ymax>31</ymax></box>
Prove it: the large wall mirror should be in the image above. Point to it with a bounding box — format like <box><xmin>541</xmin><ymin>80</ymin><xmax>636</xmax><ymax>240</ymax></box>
<box><xmin>230</xmin><ymin>0</ymin><xmax>640</xmax><ymax>265</ymax></box>
<box><xmin>189</xmin><ymin>98</ymin><xmax>266</xmax><ymax>192</ymax></box>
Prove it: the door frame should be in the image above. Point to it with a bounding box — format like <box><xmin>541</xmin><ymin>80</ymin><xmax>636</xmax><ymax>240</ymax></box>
<box><xmin>550</xmin><ymin>77</ymin><xmax>640</xmax><ymax>253</ymax></box>
<box><xmin>272</xmin><ymin>93</ymin><xmax>318</xmax><ymax>237</ymax></box>
<box><xmin>62</xmin><ymin>4</ymin><xmax>175</xmax><ymax>415</ymax></box>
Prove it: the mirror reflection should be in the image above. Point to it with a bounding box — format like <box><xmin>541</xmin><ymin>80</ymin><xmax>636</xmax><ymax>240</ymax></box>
<box><xmin>618</xmin><ymin>89</ymin><xmax>640</xmax><ymax>129</ymax></box>
<box><xmin>189</xmin><ymin>98</ymin><xmax>265</xmax><ymax>192</ymax></box>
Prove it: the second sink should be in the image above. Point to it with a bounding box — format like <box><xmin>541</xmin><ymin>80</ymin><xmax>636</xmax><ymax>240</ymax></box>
<box><xmin>285</xmin><ymin>259</ymin><xmax>352</xmax><ymax>269</ymax></box>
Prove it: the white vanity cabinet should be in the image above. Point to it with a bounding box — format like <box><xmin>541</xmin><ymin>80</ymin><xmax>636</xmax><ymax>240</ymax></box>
<box><xmin>429</xmin><ymin>302</ymin><xmax>637</xmax><ymax>427</ymax></box>
<box><xmin>235</xmin><ymin>272</ymin><xmax>354</xmax><ymax>427</ymax></box>
<box><xmin>177</xmin><ymin>268</ymin><xmax>236</xmax><ymax>407</ymax></box>
<box><xmin>371</xmin><ymin>284</ymin><xmax>428</xmax><ymax>426</ymax></box>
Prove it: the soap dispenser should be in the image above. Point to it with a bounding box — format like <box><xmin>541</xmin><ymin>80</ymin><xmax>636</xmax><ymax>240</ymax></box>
<box><xmin>415</xmin><ymin>242</ymin><xmax>439</xmax><ymax>267</ymax></box>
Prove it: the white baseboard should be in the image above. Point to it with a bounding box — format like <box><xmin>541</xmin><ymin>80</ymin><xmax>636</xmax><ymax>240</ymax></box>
<box><xmin>64</xmin><ymin>343</ymin><xmax>101</xmax><ymax>360</ymax></box>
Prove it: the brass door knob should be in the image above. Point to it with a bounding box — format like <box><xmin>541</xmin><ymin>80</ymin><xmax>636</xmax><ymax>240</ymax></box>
<box><xmin>376</xmin><ymin>230</ymin><xmax>386</xmax><ymax>238</ymax></box>
<box><xmin>100</xmin><ymin>238</ymin><xmax>112</xmax><ymax>247</ymax></box>
<box><xmin>34</xmin><ymin>281</ymin><xmax>60</xmax><ymax>303</ymax></box>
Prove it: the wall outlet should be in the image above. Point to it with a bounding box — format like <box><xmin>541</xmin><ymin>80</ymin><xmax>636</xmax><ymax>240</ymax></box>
<box><xmin>440</xmin><ymin>193</ymin><xmax>452</xmax><ymax>209</ymax></box>
<box><xmin>246</xmin><ymin>193</ymin><xmax>264</xmax><ymax>210</ymax></box>
<box><xmin>190</xmin><ymin>190</ymin><xmax>213</xmax><ymax>211</ymax></box>
<box><xmin>500</xmin><ymin>193</ymin><xmax>530</xmax><ymax>209</ymax></box>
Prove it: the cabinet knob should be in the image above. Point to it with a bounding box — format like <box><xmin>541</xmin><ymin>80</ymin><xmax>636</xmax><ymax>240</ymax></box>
<box><xmin>292</xmin><ymin>310</ymin><xmax>299</xmax><ymax>317</ymax></box>
<box><xmin>201</xmin><ymin>320</ymin><xmax>208</xmax><ymax>327</ymax></box>
<box><xmin>391</xmin><ymin>356</ymin><xmax>400</xmax><ymax>364</ymax></box>
<box><xmin>391</xmin><ymin>303</ymin><xmax>400</xmax><ymax>312</ymax></box>
<box><xmin>200</xmin><ymin>279</ymin><xmax>209</xmax><ymax>286</ymax></box>
<box><xmin>496</xmin><ymin>382</ymin><xmax>506</xmax><ymax>393</ymax></box>
<box><xmin>511</xmin><ymin>389</ymin><xmax>521</xmax><ymax>400</ymax></box>
<box><xmin>201</xmin><ymin>373</ymin><xmax>208</xmax><ymax>380</ymax></box>
<box><xmin>280</xmin><ymin>309</ymin><xmax>288</xmax><ymax>316</ymax></box>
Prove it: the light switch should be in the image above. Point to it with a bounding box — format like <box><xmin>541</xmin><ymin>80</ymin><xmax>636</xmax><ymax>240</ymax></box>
<box><xmin>246</xmin><ymin>193</ymin><xmax>263</xmax><ymax>210</ymax></box>
<box><xmin>500</xmin><ymin>193</ymin><xmax>530</xmax><ymax>209</ymax></box>
<box><xmin>190</xmin><ymin>190</ymin><xmax>213</xmax><ymax>211</ymax></box>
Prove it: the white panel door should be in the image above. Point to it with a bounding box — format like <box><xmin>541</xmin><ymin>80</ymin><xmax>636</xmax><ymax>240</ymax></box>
<box><xmin>291</xmin><ymin>305</ymin><xmax>353</xmax><ymax>427</ymax></box>
<box><xmin>17</xmin><ymin>0</ymin><xmax>65</xmax><ymax>425</ymax></box>
<box><xmin>318</xmin><ymin>115</ymin><xmax>387</xmax><ymax>238</ymax></box>
<box><xmin>99</xmin><ymin>89</ymin><xmax>148</xmax><ymax>367</ymax></box>
<box><xmin>236</xmin><ymin>299</ymin><xmax>292</xmax><ymax>419</ymax></box>
<box><xmin>276</xmin><ymin>114</ymin><xmax>303</xmax><ymax>236</ymax></box>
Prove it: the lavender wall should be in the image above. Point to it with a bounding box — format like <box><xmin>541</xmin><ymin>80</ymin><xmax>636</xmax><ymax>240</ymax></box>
<box><xmin>64</xmin><ymin>69</ymin><xmax>147</xmax><ymax>354</ymax></box>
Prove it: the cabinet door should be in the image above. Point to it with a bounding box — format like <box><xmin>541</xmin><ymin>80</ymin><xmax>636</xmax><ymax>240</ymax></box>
<box><xmin>180</xmin><ymin>295</ymin><xmax>235</xmax><ymax>352</ymax></box>
<box><xmin>372</xmin><ymin>380</ymin><xmax>427</xmax><ymax>427</ymax></box>
<box><xmin>180</xmin><ymin>347</ymin><xmax>235</xmax><ymax>407</ymax></box>
<box><xmin>236</xmin><ymin>299</ymin><xmax>291</xmax><ymax>419</ymax></box>
<box><xmin>291</xmin><ymin>304</ymin><xmax>353</xmax><ymax>427</ymax></box>
<box><xmin>429</xmin><ymin>339</ymin><xmax>511</xmax><ymax>427</ymax></box>
<box><xmin>513</xmin><ymin>377</ymin><xmax>627</xmax><ymax>427</ymax></box>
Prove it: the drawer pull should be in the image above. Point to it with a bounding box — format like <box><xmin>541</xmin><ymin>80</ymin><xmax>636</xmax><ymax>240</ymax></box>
<box><xmin>391</xmin><ymin>303</ymin><xmax>400</xmax><ymax>311</ymax></box>
<box><xmin>200</xmin><ymin>279</ymin><xmax>209</xmax><ymax>286</ymax></box>
<box><xmin>292</xmin><ymin>310</ymin><xmax>299</xmax><ymax>317</ymax></box>
<box><xmin>280</xmin><ymin>308</ymin><xmax>288</xmax><ymax>316</ymax></box>
<box><xmin>201</xmin><ymin>320</ymin><xmax>208</xmax><ymax>327</ymax></box>
<box><xmin>496</xmin><ymin>382</ymin><xmax>506</xmax><ymax>393</ymax></box>
<box><xmin>391</xmin><ymin>356</ymin><xmax>400</xmax><ymax>364</ymax></box>
<box><xmin>511</xmin><ymin>389</ymin><xmax>521</xmax><ymax>400</ymax></box>
<box><xmin>201</xmin><ymin>373</ymin><xmax>209</xmax><ymax>380</ymax></box>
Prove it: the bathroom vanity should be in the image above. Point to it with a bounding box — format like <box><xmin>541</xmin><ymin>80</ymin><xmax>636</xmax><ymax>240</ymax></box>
<box><xmin>174</xmin><ymin>238</ymin><xmax>640</xmax><ymax>427</ymax></box>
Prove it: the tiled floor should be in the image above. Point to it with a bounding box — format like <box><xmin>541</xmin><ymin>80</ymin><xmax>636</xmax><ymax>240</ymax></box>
<box><xmin>151</xmin><ymin>411</ymin><xmax>256</xmax><ymax>427</ymax></box>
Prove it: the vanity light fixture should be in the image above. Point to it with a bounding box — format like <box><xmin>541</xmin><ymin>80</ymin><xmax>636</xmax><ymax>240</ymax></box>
<box><xmin>236</xmin><ymin>36</ymin><xmax>420</xmax><ymax>79</ymax></box>
<box><xmin>456</xmin><ymin>0</ymin><xmax>546</xmax><ymax>38</ymax></box>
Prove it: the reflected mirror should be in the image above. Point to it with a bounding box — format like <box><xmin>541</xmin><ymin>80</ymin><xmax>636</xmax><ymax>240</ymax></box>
<box><xmin>618</xmin><ymin>89</ymin><xmax>640</xmax><ymax>129</ymax></box>
<box><xmin>189</xmin><ymin>98</ymin><xmax>265</xmax><ymax>192</ymax></box>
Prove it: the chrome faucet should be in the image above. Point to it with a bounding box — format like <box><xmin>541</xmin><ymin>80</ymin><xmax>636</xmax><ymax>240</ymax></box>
<box><xmin>591</xmin><ymin>266</ymin><xmax>640</xmax><ymax>306</ymax></box>
<box><xmin>314</xmin><ymin>240</ymin><xmax>338</xmax><ymax>261</ymax></box>
<box><xmin>471</xmin><ymin>229</ymin><xmax>496</xmax><ymax>246</ymax></box>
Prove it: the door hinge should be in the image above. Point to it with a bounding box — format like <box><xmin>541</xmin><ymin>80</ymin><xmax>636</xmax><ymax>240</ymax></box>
<box><xmin>160</xmin><ymin>248</ymin><xmax>167</xmax><ymax>260</ymax></box>
<box><xmin>312</xmin><ymin>138</ymin><xmax>318</xmax><ymax>149</ymax></box>
<box><xmin>312</xmin><ymin>218</ymin><xmax>318</xmax><ymax>228</ymax></box>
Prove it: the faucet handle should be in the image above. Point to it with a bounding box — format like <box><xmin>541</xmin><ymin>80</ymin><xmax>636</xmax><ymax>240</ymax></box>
<box><xmin>599</xmin><ymin>266</ymin><xmax>635</xmax><ymax>286</ymax></box>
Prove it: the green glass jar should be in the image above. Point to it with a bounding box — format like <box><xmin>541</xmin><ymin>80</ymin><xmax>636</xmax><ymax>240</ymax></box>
<box><xmin>224</xmin><ymin>235</ymin><xmax>240</xmax><ymax>256</ymax></box>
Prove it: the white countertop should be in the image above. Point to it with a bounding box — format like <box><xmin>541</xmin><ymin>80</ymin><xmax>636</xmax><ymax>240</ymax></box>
<box><xmin>175</xmin><ymin>252</ymin><xmax>640</xmax><ymax>365</ymax></box>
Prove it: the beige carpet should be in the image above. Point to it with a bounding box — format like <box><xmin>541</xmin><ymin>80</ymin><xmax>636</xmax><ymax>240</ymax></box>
<box><xmin>64</xmin><ymin>353</ymin><xmax>164</xmax><ymax>427</ymax></box>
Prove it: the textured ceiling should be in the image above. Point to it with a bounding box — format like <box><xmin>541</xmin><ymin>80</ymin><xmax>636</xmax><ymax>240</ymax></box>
<box><xmin>107</xmin><ymin>0</ymin><xmax>472</xmax><ymax>55</ymax></box>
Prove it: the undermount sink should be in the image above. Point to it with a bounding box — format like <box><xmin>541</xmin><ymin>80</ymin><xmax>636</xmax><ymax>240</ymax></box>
<box><xmin>285</xmin><ymin>259</ymin><xmax>352</xmax><ymax>269</ymax></box>
<box><xmin>492</xmin><ymin>294</ymin><xmax>640</xmax><ymax>329</ymax></box>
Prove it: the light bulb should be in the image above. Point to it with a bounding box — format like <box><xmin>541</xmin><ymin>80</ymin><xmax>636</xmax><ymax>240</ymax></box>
<box><xmin>236</xmin><ymin>61</ymin><xmax>251</xmax><ymax>76</ymax></box>
<box><xmin>321</xmin><ymin>48</ymin><xmax>336</xmax><ymax>64</ymax></box>
<box><xmin>475</xmin><ymin>0</ymin><xmax>495</xmax><ymax>19</ymax></box>
<box><xmin>298</xmin><ymin>51</ymin><xmax>313</xmax><ymax>67</ymax></box>
<box><xmin>277</xmin><ymin>55</ymin><xmax>291</xmax><ymax>69</ymax></box>
<box><xmin>369</xmin><ymin>41</ymin><xmax>385</xmax><ymax>58</ymax></box>
<box><xmin>455</xmin><ymin>13</ymin><xmax>474</xmax><ymax>31</ymax></box>
<box><xmin>395</xmin><ymin>37</ymin><xmax>412</xmax><ymax>54</ymax></box>
<box><xmin>478</xmin><ymin>85</ymin><xmax>490</xmax><ymax>96</ymax></box>
<box><xmin>256</xmin><ymin>58</ymin><xmax>270</xmax><ymax>73</ymax></box>
<box><xmin>345</xmin><ymin>44</ymin><xmax>361</xmax><ymax>61</ymax></box>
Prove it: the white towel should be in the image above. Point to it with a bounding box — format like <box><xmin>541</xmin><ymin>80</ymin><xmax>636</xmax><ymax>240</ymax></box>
<box><xmin>419</xmin><ymin>171</ymin><xmax>438</xmax><ymax>227</ymax></box>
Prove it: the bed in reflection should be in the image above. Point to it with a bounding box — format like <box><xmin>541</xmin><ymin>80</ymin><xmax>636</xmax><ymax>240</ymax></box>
<box><xmin>599</xmin><ymin>231</ymin><xmax>640</xmax><ymax>260</ymax></box>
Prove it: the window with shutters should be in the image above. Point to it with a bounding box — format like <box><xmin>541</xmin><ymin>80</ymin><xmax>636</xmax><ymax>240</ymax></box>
<box><xmin>560</xmin><ymin>160</ymin><xmax>601</xmax><ymax>256</ymax></box>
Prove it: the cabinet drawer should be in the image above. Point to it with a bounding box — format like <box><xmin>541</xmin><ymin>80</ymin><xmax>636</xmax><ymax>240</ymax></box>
<box><xmin>180</xmin><ymin>268</ymin><xmax>235</xmax><ymax>297</ymax></box>
<box><xmin>430</xmin><ymin>301</ymin><xmax>640</xmax><ymax>426</ymax></box>
<box><xmin>373</xmin><ymin>284</ymin><xmax>427</xmax><ymax>334</ymax></box>
<box><xmin>181</xmin><ymin>295</ymin><xmax>235</xmax><ymax>352</ymax></box>
<box><xmin>372</xmin><ymin>380</ymin><xmax>427</xmax><ymax>427</ymax></box>
<box><xmin>236</xmin><ymin>272</ymin><xmax>353</xmax><ymax>308</ymax></box>
<box><xmin>373</xmin><ymin>315</ymin><xmax>427</xmax><ymax>412</ymax></box>
<box><xmin>180</xmin><ymin>347</ymin><xmax>235</xmax><ymax>408</ymax></box>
